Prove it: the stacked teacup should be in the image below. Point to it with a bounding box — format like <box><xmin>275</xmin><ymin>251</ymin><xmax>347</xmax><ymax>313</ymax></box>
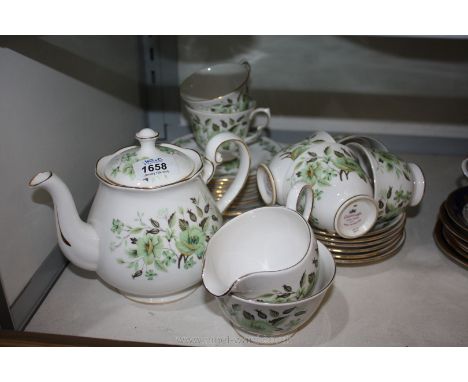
<box><xmin>180</xmin><ymin>62</ymin><xmax>270</xmax><ymax>155</ymax></box>
<box><xmin>202</xmin><ymin>183</ymin><xmax>336</xmax><ymax>343</ymax></box>
<box><xmin>257</xmin><ymin>132</ymin><xmax>425</xmax><ymax>265</ymax></box>
<box><xmin>180</xmin><ymin>62</ymin><xmax>272</xmax><ymax>216</ymax></box>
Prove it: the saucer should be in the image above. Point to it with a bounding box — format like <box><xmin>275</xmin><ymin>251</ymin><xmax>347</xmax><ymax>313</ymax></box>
<box><xmin>444</xmin><ymin>187</ymin><xmax>468</xmax><ymax>233</ymax></box>
<box><xmin>439</xmin><ymin>205</ymin><xmax>468</xmax><ymax>244</ymax></box>
<box><xmin>315</xmin><ymin>214</ymin><xmax>405</xmax><ymax>245</ymax></box>
<box><xmin>333</xmin><ymin>231</ymin><xmax>406</xmax><ymax>265</ymax></box>
<box><xmin>442</xmin><ymin>226</ymin><xmax>468</xmax><ymax>258</ymax></box>
<box><xmin>314</xmin><ymin>213</ymin><xmax>405</xmax><ymax>241</ymax></box>
<box><xmin>433</xmin><ymin>219</ymin><xmax>468</xmax><ymax>269</ymax></box>
<box><xmin>172</xmin><ymin>133</ymin><xmax>284</xmax><ymax>176</ymax></box>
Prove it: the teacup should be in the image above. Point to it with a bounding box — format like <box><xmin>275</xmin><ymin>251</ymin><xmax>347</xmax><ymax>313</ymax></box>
<box><xmin>258</xmin><ymin>133</ymin><xmax>378</xmax><ymax>238</ymax></box>
<box><xmin>186</xmin><ymin>102</ymin><xmax>271</xmax><ymax>152</ymax></box>
<box><xmin>216</xmin><ymin>241</ymin><xmax>336</xmax><ymax>338</ymax></box>
<box><xmin>337</xmin><ymin>135</ymin><xmax>388</xmax><ymax>152</ymax></box>
<box><xmin>180</xmin><ymin>62</ymin><xmax>251</xmax><ymax>112</ymax></box>
<box><xmin>202</xmin><ymin>182</ymin><xmax>317</xmax><ymax>301</ymax></box>
<box><xmin>346</xmin><ymin>142</ymin><xmax>425</xmax><ymax>222</ymax></box>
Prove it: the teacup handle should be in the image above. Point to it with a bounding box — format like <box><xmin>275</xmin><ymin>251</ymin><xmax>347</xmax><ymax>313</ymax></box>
<box><xmin>286</xmin><ymin>182</ymin><xmax>314</xmax><ymax>221</ymax></box>
<box><xmin>245</xmin><ymin>108</ymin><xmax>271</xmax><ymax>144</ymax></box>
<box><xmin>257</xmin><ymin>163</ymin><xmax>277</xmax><ymax>206</ymax></box>
<box><xmin>204</xmin><ymin>132</ymin><xmax>251</xmax><ymax>213</ymax></box>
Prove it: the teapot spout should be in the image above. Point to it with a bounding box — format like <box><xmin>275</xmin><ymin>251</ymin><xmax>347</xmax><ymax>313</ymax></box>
<box><xmin>29</xmin><ymin>171</ymin><xmax>99</xmax><ymax>271</ymax></box>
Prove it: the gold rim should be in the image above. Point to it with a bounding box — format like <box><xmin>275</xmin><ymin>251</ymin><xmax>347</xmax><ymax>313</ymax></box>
<box><xmin>443</xmin><ymin>227</ymin><xmax>468</xmax><ymax>255</ymax></box>
<box><xmin>433</xmin><ymin>219</ymin><xmax>468</xmax><ymax>269</ymax></box>
<box><xmin>442</xmin><ymin>226</ymin><xmax>468</xmax><ymax>259</ymax></box>
<box><xmin>327</xmin><ymin>229</ymin><xmax>404</xmax><ymax>257</ymax></box>
<box><xmin>444</xmin><ymin>187</ymin><xmax>468</xmax><ymax>233</ymax></box>
<box><xmin>320</xmin><ymin>224</ymin><xmax>404</xmax><ymax>250</ymax></box>
<box><xmin>181</xmin><ymin>63</ymin><xmax>250</xmax><ymax>103</ymax></box>
<box><xmin>314</xmin><ymin>213</ymin><xmax>405</xmax><ymax>240</ymax></box>
<box><xmin>438</xmin><ymin>205</ymin><xmax>468</xmax><ymax>244</ymax></box>
<box><xmin>28</xmin><ymin>171</ymin><xmax>53</xmax><ymax>187</ymax></box>
<box><xmin>95</xmin><ymin>146</ymin><xmax>204</xmax><ymax>191</ymax></box>
<box><xmin>315</xmin><ymin>216</ymin><xmax>406</xmax><ymax>245</ymax></box>
<box><xmin>334</xmin><ymin>231</ymin><xmax>406</xmax><ymax>264</ymax></box>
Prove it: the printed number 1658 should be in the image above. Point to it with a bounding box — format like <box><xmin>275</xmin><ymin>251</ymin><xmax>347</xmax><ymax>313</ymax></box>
<box><xmin>143</xmin><ymin>163</ymin><xmax>167</xmax><ymax>172</ymax></box>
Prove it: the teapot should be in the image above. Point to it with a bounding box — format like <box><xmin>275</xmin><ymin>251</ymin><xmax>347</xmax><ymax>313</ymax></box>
<box><xmin>29</xmin><ymin>128</ymin><xmax>250</xmax><ymax>303</ymax></box>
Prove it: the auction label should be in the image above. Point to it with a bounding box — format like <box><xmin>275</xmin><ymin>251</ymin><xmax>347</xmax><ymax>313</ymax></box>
<box><xmin>133</xmin><ymin>156</ymin><xmax>178</xmax><ymax>180</ymax></box>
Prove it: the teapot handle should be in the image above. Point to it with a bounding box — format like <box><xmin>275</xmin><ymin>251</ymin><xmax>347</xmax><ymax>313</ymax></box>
<box><xmin>204</xmin><ymin>132</ymin><xmax>251</xmax><ymax>213</ymax></box>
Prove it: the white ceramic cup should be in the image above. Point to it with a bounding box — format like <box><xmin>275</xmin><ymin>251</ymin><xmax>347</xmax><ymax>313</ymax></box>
<box><xmin>181</xmin><ymin>62</ymin><xmax>251</xmax><ymax>112</ymax></box>
<box><xmin>346</xmin><ymin>142</ymin><xmax>425</xmax><ymax>222</ymax></box>
<box><xmin>202</xmin><ymin>182</ymin><xmax>317</xmax><ymax>302</ymax></box>
<box><xmin>257</xmin><ymin>138</ymin><xmax>378</xmax><ymax>238</ymax></box>
<box><xmin>337</xmin><ymin>135</ymin><xmax>388</xmax><ymax>152</ymax></box>
<box><xmin>186</xmin><ymin>102</ymin><xmax>270</xmax><ymax>152</ymax></box>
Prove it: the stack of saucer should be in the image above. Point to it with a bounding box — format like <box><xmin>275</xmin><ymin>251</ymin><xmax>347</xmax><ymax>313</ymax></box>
<box><xmin>209</xmin><ymin>173</ymin><xmax>264</xmax><ymax>217</ymax></box>
<box><xmin>433</xmin><ymin>186</ymin><xmax>468</xmax><ymax>269</ymax></box>
<box><xmin>313</xmin><ymin>213</ymin><xmax>406</xmax><ymax>265</ymax></box>
<box><xmin>172</xmin><ymin>133</ymin><xmax>284</xmax><ymax>217</ymax></box>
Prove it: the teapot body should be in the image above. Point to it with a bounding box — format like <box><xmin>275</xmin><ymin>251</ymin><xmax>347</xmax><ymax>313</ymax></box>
<box><xmin>89</xmin><ymin>175</ymin><xmax>222</xmax><ymax>299</ymax></box>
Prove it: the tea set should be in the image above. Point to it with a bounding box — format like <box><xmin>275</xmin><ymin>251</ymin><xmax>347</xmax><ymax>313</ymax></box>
<box><xmin>28</xmin><ymin>62</ymin><xmax>426</xmax><ymax>341</ymax></box>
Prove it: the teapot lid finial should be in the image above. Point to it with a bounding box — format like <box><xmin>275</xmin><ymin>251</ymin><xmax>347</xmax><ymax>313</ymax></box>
<box><xmin>101</xmin><ymin>128</ymin><xmax>196</xmax><ymax>189</ymax></box>
<box><xmin>135</xmin><ymin>129</ymin><xmax>159</xmax><ymax>157</ymax></box>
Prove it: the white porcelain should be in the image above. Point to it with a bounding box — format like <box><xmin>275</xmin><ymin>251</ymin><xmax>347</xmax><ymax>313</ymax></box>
<box><xmin>172</xmin><ymin>133</ymin><xmax>284</xmax><ymax>176</ymax></box>
<box><xmin>28</xmin><ymin>129</ymin><xmax>251</xmax><ymax>303</ymax></box>
<box><xmin>462</xmin><ymin>158</ymin><xmax>468</xmax><ymax>178</ymax></box>
<box><xmin>346</xmin><ymin>142</ymin><xmax>425</xmax><ymax>222</ymax></box>
<box><xmin>181</xmin><ymin>62</ymin><xmax>250</xmax><ymax>112</ymax></box>
<box><xmin>186</xmin><ymin>102</ymin><xmax>271</xmax><ymax>153</ymax></box>
<box><xmin>337</xmin><ymin>135</ymin><xmax>388</xmax><ymax>152</ymax></box>
<box><xmin>202</xmin><ymin>182</ymin><xmax>316</xmax><ymax>301</ymax></box>
<box><xmin>216</xmin><ymin>242</ymin><xmax>335</xmax><ymax>338</ymax></box>
<box><xmin>257</xmin><ymin>132</ymin><xmax>378</xmax><ymax>238</ymax></box>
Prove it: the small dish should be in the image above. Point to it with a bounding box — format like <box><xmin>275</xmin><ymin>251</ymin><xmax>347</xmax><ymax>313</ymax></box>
<box><xmin>334</xmin><ymin>231</ymin><xmax>406</xmax><ymax>264</ymax></box>
<box><xmin>444</xmin><ymin>187</ymin><xmax>468</xmax><ymax>233</ymax></box>
<box><xmin>439</xmin><ymin>204</ymin><xmax>468</xmax><ymax>244</ymax></box>
<box><xmin>328</xmin><ymin>230</ymin><xmax>405</xmax><ymax>260</ymax></box>
<box><xmin>314</xmin><ymin>214</ymin><xmax>405</xmax><ymax>245</ymax></box>
<box><xmin>433</xmin><ymin>219</ymin><xmax>468</xmax><ymax>269</ymax></box>
<box><xmin>313</xmin><ymin>213</ymin><xmax>404</xmax><ymax>239</ymax></box>
<box><xmin>442</xmin><ymin>226</ymin><xmax>468</xmax><ymax>259</ymax></box>
<box><xmin>172</xmin><ymin>133</ymin><xmax>284</xmax><ymax>176</ymax></box>
<box><xmin>319</xmin><ymin>224</ymin><xmax>404</xmax><ymax>249</ymax></box>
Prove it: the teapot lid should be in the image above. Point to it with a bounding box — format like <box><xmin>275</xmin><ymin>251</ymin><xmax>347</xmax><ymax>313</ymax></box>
<box><xmin>103</xmin><ymin>129</ymin><xmax>195</xmax><ymax>188</ymax></box>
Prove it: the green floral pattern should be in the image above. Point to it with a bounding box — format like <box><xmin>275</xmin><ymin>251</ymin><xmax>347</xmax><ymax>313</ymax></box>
<box><xmin>370</xmin><ymin>149</ymin><xmax>411</xmax><ymax>181</ymax></box>
<box><xmin>377</xmin><ymin>186</ymin><xmax>412</xmax><ymax>221</ymax></box>
<box><xmin>286</xmin><ymin>144</ymin><xmax>368</xmax><ymax>203</ymax></box>
<box><xmin>110</xmin><ymin>196</ymin><xmax>221</xmax><ymax>280</ymax></box>
<box><xmin>190</xmin><ymin>113</ymin><xmax>249</xmax><ymax>150</ymax></box>
<box><xmin>108</xmin><ymin>146</ymin><xmax>177</xmax><ymax>180</ymax></box>
<box><xmin>207</xmin><ymin>94</ymin><xmax>250</xmax><ymax>114</ymax></box>
<box><xmin>110</xmin><ymin>151</ymin><xmax>144</xmax><ymax>178</ymax></box>
<box><xmin>218</xmin><ymin>300</ymin><xmax>309</xmax><ymax>336</ymax></box>
<box><xmin>370</xmin><ymin>149</ymin><xmax>413</xmax><ymax>220</ymax></box>
<box><xmin>252</xmin><ymin>267</ymin><xmax>318</xmax><ymax>303</ymax></box>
